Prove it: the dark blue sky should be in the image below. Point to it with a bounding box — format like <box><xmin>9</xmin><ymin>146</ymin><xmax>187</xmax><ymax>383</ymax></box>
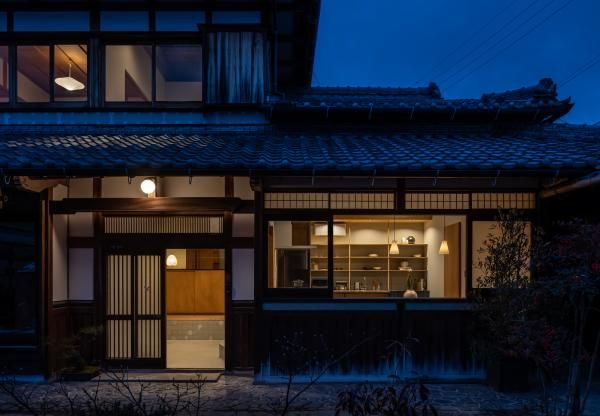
<box><xmin>313</xmin><ymin>0</ymin><xmax>600</xmax><ymax>124</ymax></box>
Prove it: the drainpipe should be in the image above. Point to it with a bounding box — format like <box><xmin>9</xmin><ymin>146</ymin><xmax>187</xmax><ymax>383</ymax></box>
<box><xmin>540</xmin><ymin>171</ymin><xmax>600</xmax><ymax>198</ymax></box>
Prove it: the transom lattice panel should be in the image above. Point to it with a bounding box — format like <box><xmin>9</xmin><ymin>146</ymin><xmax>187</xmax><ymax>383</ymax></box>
<box><xmin>405</xmin><ymin>193</ymin><xmax>469</xmax><ymax>210</ymax></box>
<box><xmin>471</xmin><ymin>193</ymin><xmax>536</xmax><ymax>209</ymax></box>
<box><xmin>104</xmin><ymin>216</ymin><xmax>223</xmax><ymax>234</ymax></box>
<box><xmin>264</xmin><ymin>192</ymin><xmax>329</xmax><ymax>209</ymax></box>
<box><xmin>330</xmin><ymin>193</ymin><xmax>394</xmax><ymax>209</ymax></box>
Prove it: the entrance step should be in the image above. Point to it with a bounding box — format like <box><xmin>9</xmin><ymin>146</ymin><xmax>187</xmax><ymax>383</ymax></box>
<box><xmin>93</xmin><ymin>371</ymin><xmax>222</xmax><ymax>383</ymax></box>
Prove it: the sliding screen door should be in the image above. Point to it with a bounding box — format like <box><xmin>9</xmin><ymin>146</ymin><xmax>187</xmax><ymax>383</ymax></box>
<box><xmin>106</xmin><ymin>254</ymin><xmax>164</xmax><ymax>367</ymax></box>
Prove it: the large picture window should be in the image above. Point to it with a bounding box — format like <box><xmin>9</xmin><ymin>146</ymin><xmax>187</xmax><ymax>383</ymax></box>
<box><xmin>268</xmin><ymin>220</ymin><xmax>329</xmax><ymax>289</ymax></box>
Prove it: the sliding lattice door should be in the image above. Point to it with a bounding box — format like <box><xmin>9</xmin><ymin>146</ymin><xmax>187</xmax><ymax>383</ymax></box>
<box><xmin>106</xmin><ymin>254</ymin><xmax>164</xmax><ymax>367</ymax></box>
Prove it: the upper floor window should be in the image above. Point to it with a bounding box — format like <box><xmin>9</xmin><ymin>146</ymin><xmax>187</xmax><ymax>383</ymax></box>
<box><xmin>212</xmin><ymin>11</ymin><xmax>262</xmax><ymax>24</ymax></box>
<box><xmin>13</xmin><ymin>11</ymin><xmax>90</xmax><ymax>32</ymax></box>
<box><xmin>105</xmin><ymin>44</ymin><xmax>202</xmax><ymax>103</ymax></box>
<box><xmin>17</xmin><ymin>44</ymin><xmax>87</xmax><ymax>103</ymax></box>
<box><xmin>0</xmin><ymin>46</ymin><xmax>8</xmax><ymax>103</ymax></box>
<box><xmin>0</xmin><ymin>12</ymin><xmax>7</xmax><ymax>31</ymax></box>
<box><xmin>100</xmin><ymin>11</ymin><xmax>149</xmax><ymax>31</ymax></box>
<box><xmin>155</xmin><ymin>11</ymin><xmax>205</xmax><ymax>31</ymax></box>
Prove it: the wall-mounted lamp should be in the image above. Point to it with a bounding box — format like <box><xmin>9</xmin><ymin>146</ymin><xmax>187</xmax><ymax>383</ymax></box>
<box><xmin>166</xmin><ymin>254</ymin><xmax>178</xmax><ymax>267</ymax></box>
<box><xmin>140</xmin><ymin>177</ymin><xmax>156</xmax><ymax>196</ymax></box>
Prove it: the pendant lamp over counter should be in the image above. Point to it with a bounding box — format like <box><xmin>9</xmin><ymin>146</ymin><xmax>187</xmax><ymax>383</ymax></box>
<box><xmin>439</xmin><ymin>216</ymin><xmax>449</xmax><ymax>255</ymax></box>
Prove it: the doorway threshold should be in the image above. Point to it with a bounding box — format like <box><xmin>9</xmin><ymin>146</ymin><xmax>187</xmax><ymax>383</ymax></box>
<box><xmin>93</xmin><ymin>370</ymin><xmax>222</xmax><ymax>383</ymax></box>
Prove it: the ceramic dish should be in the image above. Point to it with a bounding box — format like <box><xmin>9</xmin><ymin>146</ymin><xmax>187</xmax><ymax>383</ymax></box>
<box><xmin>372</xmin><ymin>266</ymin><xmax>383</xmax><ymax>270</ymax></box>
<box><xmin>368</xmin><ymin>253</ymin><xmax>379</xmax><ymax>257</ymax></box>
<box><xmin>413</xmin><ymin>254</ymin><xmax>422</xmax><ymax>258</ymax></box>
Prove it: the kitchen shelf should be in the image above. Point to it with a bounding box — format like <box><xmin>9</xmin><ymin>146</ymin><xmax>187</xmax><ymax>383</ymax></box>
<box><xmin>311</xmin><ymin>221</ymin><xmax>429</xmax><ymax>293</ymax></box>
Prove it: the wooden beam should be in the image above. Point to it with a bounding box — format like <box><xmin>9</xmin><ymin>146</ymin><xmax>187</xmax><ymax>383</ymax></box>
<box><xmin>49</xmin><ymin>197</ymin><xmax>254</xmax><ymax>214</ymax></box>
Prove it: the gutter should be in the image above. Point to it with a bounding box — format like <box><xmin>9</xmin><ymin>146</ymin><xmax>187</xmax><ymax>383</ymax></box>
<box><xmin>540</xmin><ymin>171</ymin><xmax>600</xmax><ymax>198</ymax></box>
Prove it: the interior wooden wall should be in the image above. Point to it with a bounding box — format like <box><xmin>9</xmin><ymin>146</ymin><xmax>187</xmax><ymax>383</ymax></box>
<box><xmin>166</xmin><ymin>270</ymin><xmax>225</xmax><ymax>314</ymax></box>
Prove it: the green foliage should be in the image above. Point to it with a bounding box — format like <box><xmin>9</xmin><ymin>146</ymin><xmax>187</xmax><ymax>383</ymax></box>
<box><xmin>474</xmin><ymin>210</ymin><xmax>533</xmax><ymax>360</ymax></box>
<box><xmin>335</xmin><ymin>377</ymin><xmax>438</xmax><ymax>416</ymax></box>
<box><xmin>59</xmin><ymin>325</ymin><xmax>103</xmax><ymax>372</ymax></box>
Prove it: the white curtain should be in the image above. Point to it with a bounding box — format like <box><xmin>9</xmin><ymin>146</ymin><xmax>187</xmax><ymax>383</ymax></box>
<box><xmin>207</xmin><ymin>32</ymin><xmax>267</xmax><ymax>104</ymax></box>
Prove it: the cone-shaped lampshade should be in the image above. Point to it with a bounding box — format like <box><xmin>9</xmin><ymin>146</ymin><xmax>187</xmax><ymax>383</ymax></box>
<box><xmin>389</xmin><ymin>240</ymin><xmax>400</xmax><ymax>255</ymax></box>
<box><xmin>439</xmin><ymin>240</ymin><xmax>449</xmax><ymax>255</ymax></box>
<box><xmin>166</xmin><ymin>254</ymin><xmax>178</xmax><ymax>267</ymax></box>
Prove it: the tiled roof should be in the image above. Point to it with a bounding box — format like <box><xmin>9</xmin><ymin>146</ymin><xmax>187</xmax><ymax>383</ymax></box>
<box><xmin>270</xmin><ymin>79</ymin><xmax>573</xmax><ymax>123</ymax></box>
<box><xmin>0</xmin><ymin>124</ymin><xmax>598</xmax><ymax>176</ymax></box>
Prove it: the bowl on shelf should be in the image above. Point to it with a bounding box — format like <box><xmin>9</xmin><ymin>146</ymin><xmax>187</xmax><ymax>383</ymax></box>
<box><xmin>372</xmin><ymin>266</ymin><xmax>383</xmax><ymax>270</ymax></box>
<box><xmin>413</xmin><ymin>254</ymin><xmax>422</xmax><ymax>258</ymax></box>
<box><xmin>368</xmin><ymin>253</ymin><xmax>379</xmax><ymax>257</ymax></box>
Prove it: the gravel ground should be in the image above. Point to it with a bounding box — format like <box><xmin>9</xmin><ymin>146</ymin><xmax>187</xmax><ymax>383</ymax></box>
<box><xmin>0</xmin><ymin>374</ymin><xmax>598</xmax><ymax>415</ymax></box>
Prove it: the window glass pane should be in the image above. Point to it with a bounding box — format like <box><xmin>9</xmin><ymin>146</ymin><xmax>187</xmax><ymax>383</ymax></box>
<box><xmin>212</xmin><ymin>11</ymin><xmax>262</xmax><ymax>24</ymax></box>
<box><xmin>14</xmin><ymin>11</ymin><xmax>90</xmax><ymax>31</ymax></box>
<box><xmin>105</xmin><ymin>45</ymin><xmax>151</xmax><ymax>102</ymax></box>
<box><xmin>0</xmin><ymin>46</ymin><xmax>8</xmax><ymax>103</ymax></box>
<box><xmin>54</xmin><ymin>45</ymin><xmax>87</xmax><ymax>102</ymax></box>
<box><xmin>156</xmin><ymin>45</ymin><xmax>202</xmax><ymax>102</ymax></box>
<box><xmin>268</xmin><ymin>221</ymin><xmax>329</xmax><ymax>289</ymax></box>
<box><xmin>0</xmin><ymin>12</ymin><xmax>7</xmax><ymax>31</ymax></box>
<box><xmin>17</xmin><ymin>45</ymin><xmax>50</xmax><ymax>103</ymax></box>
<box><xmin>156</xmin><ymin>11</ymin><xmax>205</xmax><ymax>31</ymax></box>
<box><xmin>0</xmin><ymin>221</ymin><xmax>37</xmax><ymax>337</ymax></box>
<box><xmin>100</xmin><ymin>11</ymin><xmax>149</xmax><ymax>31</ymax></box>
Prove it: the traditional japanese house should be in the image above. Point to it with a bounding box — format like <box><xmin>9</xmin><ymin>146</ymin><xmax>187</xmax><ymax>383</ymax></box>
<box><xmin>0</xmin><ymin>0</ymin><xmax>599</xmax><ymax>381</ymax></box>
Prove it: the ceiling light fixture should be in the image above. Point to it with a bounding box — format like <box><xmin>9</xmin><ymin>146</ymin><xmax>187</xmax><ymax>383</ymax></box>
<box><xmin>54</xmin><ymin>62</ymin><xmax>85</xmax><ymax>91</ymax></box>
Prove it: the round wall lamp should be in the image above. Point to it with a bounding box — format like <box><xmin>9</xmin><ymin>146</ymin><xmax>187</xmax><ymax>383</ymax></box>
<box><xmin>166</xmin><ymin>254</ymin><xmax>178</xmax><ymax>267</ymax></box>
<box><xmin>140</xmin><ymin>178</ymin><xmax>156</xmax><ymax>195</ymax></box>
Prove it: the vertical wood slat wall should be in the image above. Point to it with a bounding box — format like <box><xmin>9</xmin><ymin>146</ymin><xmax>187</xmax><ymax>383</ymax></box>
<box><xmin>106</xmin><ymin>254</ymin><xmax>161</xmax><ymax>360</ymax></box>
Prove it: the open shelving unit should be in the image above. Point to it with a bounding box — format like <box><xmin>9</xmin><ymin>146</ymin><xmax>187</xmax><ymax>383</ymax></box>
<box><xmin>309</xmin><ymin>220</ymin><xmax>429</xmax><ymax>296</ymax></box>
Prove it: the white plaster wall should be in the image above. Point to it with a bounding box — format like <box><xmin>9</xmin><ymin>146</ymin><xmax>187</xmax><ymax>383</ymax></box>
<box><xmin>69</xmin><ymin>178</ymin><xmax>93</xmax><ymax>197</ymax></box>
<box><xmin>232</xmin><ymin>249</ymin><xmax>254</xmax><ymax>300</ymax></box>
<box><xmin>425</xmin><ymin>217</ymin><xmax>444</xmax><ymax>298</ymax></box>
<box><xmin>159</xmin><ymin>177</ymin><xmax>224</xmax><ymax>197</ymax></box>
<box><xmin>234</xmin><ymin>177</ymin><xmax>254</xmax><ymax>200</ymax></box>
<box><xmin>68</xmin><ymin>248</ymin><xmax>94</xmax><ymax>300</ymax></box>
<box><xmin>233</xmin><ymin>214</ymin><xmax>254</xmax><ymax>237</ymax></box>
<box><xmin>52</xmin><ymin>185</ymin><xmax>69</xmax><ymax>302</ymax></box>
<box><xmin>105</xmin><ymin>45</ymin><xmax>152</xmax><ymax>101</ymax></box>
<box><xmin>272</xmin><ymin>221</ymin><xmax>292</xmax><ymax>248</ymax></box>
<box><xmin>471</xmin><ymin>221</ymin><xmax>531</xmax><ymax>287</ymax></box>
<box><xmin>102</xmin><ymin>177</ymin><xmax>148</xmax><ymax>198</ymax></box>
<box><xmin>17</xmin><ymin>70</ymin><xmax>49</xmax><ymax>102</ymax></box>
<box><xmin>425</xmin><ymin>216</ymin><xmax>467</xmax><ymax>298</ymax></box>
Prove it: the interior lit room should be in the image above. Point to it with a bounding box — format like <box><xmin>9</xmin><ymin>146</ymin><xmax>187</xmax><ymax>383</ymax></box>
<box><xmin>269</xmin><ymin>216</ymin><xmax>467</xmax><ymax>298</ymax></box>
<box><xmin>165</xmin><ymin>248</ymin><xmax>225</xmax><ymax>369</ymax></box>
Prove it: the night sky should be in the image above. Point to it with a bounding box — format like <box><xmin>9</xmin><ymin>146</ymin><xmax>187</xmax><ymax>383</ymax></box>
<box><xmin>313</xmin><ymin>0</ymin><xmax>600</xmax><ymax>124</ymax></box>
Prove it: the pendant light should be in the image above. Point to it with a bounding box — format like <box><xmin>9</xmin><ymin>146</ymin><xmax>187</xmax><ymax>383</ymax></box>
<box><xmin>389</xmin><ymin>215</ymin><xmax>399</xmax><ymax>255</ymax></box>
<box><xmin>55</xmin><ymin>62</ymin><xmax>85</xmax><ymax>91</ymax></box>
<box><xmin>439</xmin><ymin>216</ymin><xmax>449</xmax><ymax>255</ymax></box>
<box><xmin>166</xmin><ymin>254</ymin><xmax>178</xmax><ymax>267</ymax></box>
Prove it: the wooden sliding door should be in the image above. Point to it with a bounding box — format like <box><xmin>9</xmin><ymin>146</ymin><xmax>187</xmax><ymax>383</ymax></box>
<box><xmin>105</xmin><ymin>253</ymin><xmax>165</xmax><ymax>367</ymax></box>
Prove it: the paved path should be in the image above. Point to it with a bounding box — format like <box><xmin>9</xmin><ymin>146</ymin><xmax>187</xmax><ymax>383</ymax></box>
<box><xmin>0</xmin><ymin>374</ymin><xmax>599</xmax><ymax>415</ymax></box>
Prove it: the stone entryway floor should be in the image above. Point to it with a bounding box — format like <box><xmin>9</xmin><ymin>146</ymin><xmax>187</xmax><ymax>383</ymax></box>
<box><xmin>0</xmin><ymin>374</ymin><xmax>599</xmax><ymax>415</ymax></box>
